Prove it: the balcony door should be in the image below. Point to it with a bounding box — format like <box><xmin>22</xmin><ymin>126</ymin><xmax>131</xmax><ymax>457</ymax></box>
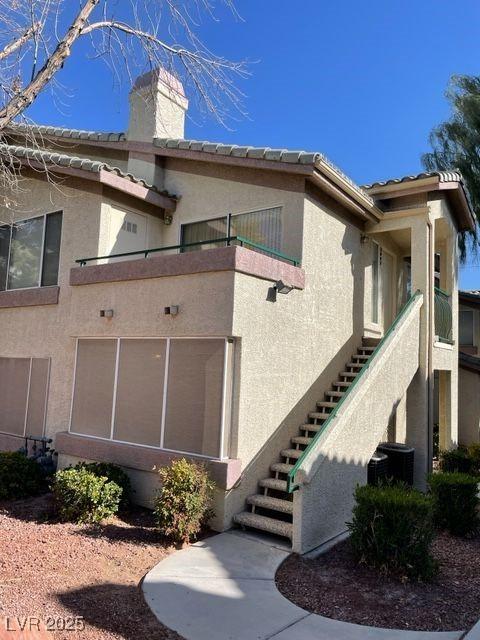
<box><xmin>371</xmin><ymin>242</ymin><xmax>396</xmax><ymax>335</ymax></box>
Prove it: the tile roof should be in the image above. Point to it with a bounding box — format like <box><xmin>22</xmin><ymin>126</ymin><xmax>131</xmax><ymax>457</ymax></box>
<box><xmin>0</xmin><ymin>143</ymin><xmax>174</xmax><ymax>197</ymax></box>
<box><xmin>153</xmin><ymin>137</ymin><xmax>375</xmax><ymax>205</ymax></box>
<box><xmin>7</xmin><ymin>122</ymin><xmax>126</xmax><ymax>142</ymax></box>
<box><xmin>363</xmin><ymin>170</ymin><xmax>463</xmax><ymax>190</ymax></box>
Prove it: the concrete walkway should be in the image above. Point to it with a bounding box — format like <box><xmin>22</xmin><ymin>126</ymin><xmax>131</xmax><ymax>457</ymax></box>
<box><xmin>143</xmin><ymin>531</ymin><xmax>463</xmax><ymax>640</ymax></box>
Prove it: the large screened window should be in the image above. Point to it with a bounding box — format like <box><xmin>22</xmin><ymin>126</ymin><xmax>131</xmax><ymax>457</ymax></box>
<box><xmin>181</xmin><ymin>207</ymin><xmax>283</xmax><ymax>252</ymax></box>
<box><xmin>0</xmin><ymin>357</ymin><xmax>50</xmax><ymax>437</ymax></box>
<box><xmin>70</xmin><ymin>338</ymin><xmax>232</xmax><ymax>459</ymax></box>
<box><xmin>0</xmin><ymin>211</ymin><xmax>62</xmax><ymax>291</ymax></box>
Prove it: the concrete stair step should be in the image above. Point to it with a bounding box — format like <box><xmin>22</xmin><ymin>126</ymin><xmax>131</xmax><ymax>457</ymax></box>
<box><xmin>316</xmin><ymin>401</ymin><xmax>337</xmax><ymax>409</ymax></box>
<box><xmin>281</xmin><ymin>448</ymin><xmax>303</xmax><ymax>460</ymax></box>
<box><xmin>340</xmin><ymin>371</ymin><xmax>358</xmax><ymax>378</ymax></box>
<box><xmin>247</xmin><ymin>494</ymin><xmax>293</xmax><ymax>514</ymax></box>
<box><xmin>233</xmin><ymin>511</ymin><xmax>292</xmax><ymax>540</ymax></box>
<box><xmin>259</xmin><ymin>477</ymin><xmax>288</xmax><ymax>492</ymax></box>
<box><xmin>271</xmin><ymin>462</ymin><xmax>294</xmax><ymax>474</ymax></box>
<box><xmin>300</xmin><ymin>423</ymin><xmax>322</xmax><ymax>433</ymax></box>
<box><xmin>326</xmin><ymin>390</ymin><xmax>345</xmax><ymax>398</ymax></box>
<box><xmin>346</xmin><ymin>362</ymin><xmax>364</xmax><ymax>369</ymax></box>
<box><xmin>333</xmin><ymin>381</ymin><xmax>352</xmax><ymax>388</ymax></box>
<box><xmin>308</xmin><ymin>412</ymin><xmax>329</xmax><ymax>421</ymax></box>
<box><xmin>291</xmin><ymin>435</ymin><xmax>313</xmax><ymax>445</ymax></box>
<box><xmin>353</xmin><ymin>353</ymin><xmax>370</xmax><ymax>361</ymax></box>
<box><xmin>358</xmin><ymin>346</ymin><xmax>376</xmax><ymax>353</ymax></box>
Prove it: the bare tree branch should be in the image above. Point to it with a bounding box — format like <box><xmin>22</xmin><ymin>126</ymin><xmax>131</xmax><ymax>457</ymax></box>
<box><xmin>0</xmin><ymin>0</ymin><xmax>101</xmax><ymax>130</ymax></box>
<box><xmin>0</xmin><ymin>22</ymin><xmax>39</xmax><ymax>61</ymax></box>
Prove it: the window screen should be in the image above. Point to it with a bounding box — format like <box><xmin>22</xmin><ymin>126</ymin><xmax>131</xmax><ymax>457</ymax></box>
<box><xmin>113</xmin><ymin>339</ymin><xmax>166</xmax><ymax>446</ymax></box>
<box><xmin>164</xmin><ymin>339</ymin><xmax>225</xmax><ymax>457</ymax></box>
<box><xmin>371</xmin><ymin>243</ymin><xmax>380</xmax><ymax>324</ymax></box>
<box><xmin>181</xmin><ymin>207</ymin><xmax>283</xmax><ymax>253</ymax></box>
<box><xmin>41</xmin><ymin>212</ymin><xmax>62</xmax><ymax>286</ymax></box>
<box><xmin>0</xmin><ymin>357</ymin><xmax>49</xmax><ymax>437</ymax></box>
<box><xmin>70</xmin><ymin>339</ymin><xmax>117</xmax><ymax>439</ymax></box>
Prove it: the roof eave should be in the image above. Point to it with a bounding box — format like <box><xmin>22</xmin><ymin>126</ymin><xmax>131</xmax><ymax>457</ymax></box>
<box><xmin>15</xmin><ymin>158</ymin><xmax>176</xmax><ymax>213</ymax></box>
<box><xmin>366</xmin><ymin>176</ymin><xmax>475</xmax><ymax>232</ymax></box>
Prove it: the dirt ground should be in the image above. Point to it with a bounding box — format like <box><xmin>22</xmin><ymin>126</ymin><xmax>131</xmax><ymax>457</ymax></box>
<box><xmin>276</xmin><ymin>533</ymin><xmax>480</xmax><ymax>633</ymax></box>
<box><xmin>0</xmin><ymin>495</ymin><xmax>183</xmax><ymax>639</ymax></box>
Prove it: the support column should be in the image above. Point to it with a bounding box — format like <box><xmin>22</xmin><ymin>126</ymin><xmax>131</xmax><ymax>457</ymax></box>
<box><xmin>406</xmin><ymin>216</ymin><xmax>433</xmax><ymax>489</ymax></box>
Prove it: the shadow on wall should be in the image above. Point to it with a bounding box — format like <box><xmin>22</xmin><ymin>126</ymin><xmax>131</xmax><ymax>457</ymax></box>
<box><xmin>224</xmin><ymin>222</ymin><xmax>367</xmax><ymax>525</ymax></box>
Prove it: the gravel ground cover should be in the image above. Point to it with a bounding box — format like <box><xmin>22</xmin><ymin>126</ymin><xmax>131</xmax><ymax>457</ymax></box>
<box><xmin>0</xmin><ymin>495</ymin><xmax>183</xmax><ymax>639</ymax></box>
<box><xmin>276</xmin><ymin>533</ymin><xmax>480</xmax><ymax>632</ymax></box>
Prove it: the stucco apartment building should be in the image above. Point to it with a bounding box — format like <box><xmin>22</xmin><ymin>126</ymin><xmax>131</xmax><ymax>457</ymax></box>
<box><xmin>0</xmin><ymin>69</ymin><xmax>475</xmax><ymax>553</ymax></box>
<box><xmin>458</xmin><ymin>290</ymin><xmax>480</xmax><ymax>445</ymax></box>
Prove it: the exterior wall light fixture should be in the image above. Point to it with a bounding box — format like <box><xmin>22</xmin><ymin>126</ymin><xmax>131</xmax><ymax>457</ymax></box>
<box><xmin>275</xmin><ymin>280</ymin><xmax>294</xmax><ymax>295</ymax></box>
<box><xmin>100</xmin><ymin>309</ymin><xmax>114</xmax><ymax>318</ymax></box>
<box><xmin>165</xmin><ymin>305</ymin><xmax>179</xmax><ymax>316</ymax></box>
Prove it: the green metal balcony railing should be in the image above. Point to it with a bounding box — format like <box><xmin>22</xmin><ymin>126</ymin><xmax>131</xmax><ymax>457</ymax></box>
<box><xmin>75</xmin><ymin>235</ymin><xmax>301</xmax><ymax>267</ymax></box>
<box><xmin>286</xmin><ymin>291</ymin><xmax>423</xmax><ymax>493</ymax></box>
<box><xmin>434</xmin><ymin>287</ymin><xmax>453</xmax><ymax>344</ymax></box>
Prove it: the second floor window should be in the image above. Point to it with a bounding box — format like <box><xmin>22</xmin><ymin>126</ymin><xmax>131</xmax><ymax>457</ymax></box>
<box><xmin>0</xmin><ymin>211</ymin><xmax>62</xmax><ymax>291</ymax></box>
<box><xmin>460</xmin><ymin>308</ymin><xmax>474</xmax><ymax>346</ymax></box>
<box><xmin>181</xmin><ymin>206</ymin><xmax>283</xmax><ymax>252</ymax></box>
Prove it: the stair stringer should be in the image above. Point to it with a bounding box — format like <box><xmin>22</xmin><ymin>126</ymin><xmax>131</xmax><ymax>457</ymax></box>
<box><xmin>292</xmin><ymin>293</ymin><xmax>424</xmax><ymax>554</ymax></box>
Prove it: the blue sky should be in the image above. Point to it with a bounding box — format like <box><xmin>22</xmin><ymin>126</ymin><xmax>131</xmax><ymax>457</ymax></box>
<box><xmin>27</xmin><ymin>0</ymin><xmax>480</xmax><ymax>289</ymax></box>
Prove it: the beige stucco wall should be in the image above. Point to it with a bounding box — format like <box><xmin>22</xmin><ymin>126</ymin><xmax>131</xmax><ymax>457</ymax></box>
<box><xmin>292</xmin><ymin>295</ymin><xmax>422</xmax><ymax>553</ymax></box>
<box><xmin>459</xmin><ymin>367</ymin><xmax>480</xmax><ymax>445</ymax></box>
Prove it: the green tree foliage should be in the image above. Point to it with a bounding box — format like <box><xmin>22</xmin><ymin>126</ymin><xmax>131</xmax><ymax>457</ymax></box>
<box><xmin>423</xmin><ymin>75</ymin><xmax>480</xmax><ymax>261</ymax></box>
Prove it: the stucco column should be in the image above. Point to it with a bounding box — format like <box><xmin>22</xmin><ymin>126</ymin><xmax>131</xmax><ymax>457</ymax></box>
<box><xmin>406</xmin><ymin>216</ymin><xmax>433</xmax><ymax>489</ymax></box>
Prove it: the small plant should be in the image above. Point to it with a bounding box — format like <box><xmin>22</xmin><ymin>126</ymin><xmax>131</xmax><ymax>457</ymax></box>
<box><xmin>467</xmin><ymin>443</ymin><xmax>480</xmax><ymax>476</ymax></box>
<box><xmin>75</xmin><ymin>461</ymin><xmax>131</xmax><ymax>507</ymax></box>
<box><xmin>154</xmin><ymin>458</ymin><xmax>214</xmax><ymax>544</ymax></box>
<box><xmin>52</xmin><ymin>467</ymin><xmax>122</xmax><ymax>524</ymax></box>
<box><xmin>0</xmin><ymin>451</ymin><xmax>46</xmax><ymax>500</ymax></box>
<box><xmin>428</xmin><ymin>472</ymin><xmax>479</xmax><ymax>536</ymax></box>
<box><xmin>439</xmin><ymin>447</ymin><xmax>474</xmax><ymax>474</ymax></box>
<box><xmin>347</xmin><ymin>483</ymin><xmax>437</xmax><ymax>581</ymax></box>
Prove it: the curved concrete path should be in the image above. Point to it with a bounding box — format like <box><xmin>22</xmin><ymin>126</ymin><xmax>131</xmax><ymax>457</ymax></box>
<box><xmin>143</xmin><ymin>531</ymin><xmax>463</xmax><ymax>640</ymax></box>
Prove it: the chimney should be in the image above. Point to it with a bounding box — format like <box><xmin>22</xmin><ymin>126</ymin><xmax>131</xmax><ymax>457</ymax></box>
<box><xmin>127</xmin><ymin>68</ymin><xmax>188</xmax><ymax>142</ymax></box>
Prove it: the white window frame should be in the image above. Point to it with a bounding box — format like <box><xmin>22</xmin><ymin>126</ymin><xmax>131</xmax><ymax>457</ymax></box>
<box><xmin>0</xmin><ymin>210</ymin><xmax>63</xmax><ymax>292</ymax></box>
<box><xmin>68</xmin><ymin>336</ymin><xmax>234</xmax><ymax>460</ymax></box>
<box><xmin>0</xmin><ymin>356</ymin><xmax>50</xmax><ymax>439</ymax></box>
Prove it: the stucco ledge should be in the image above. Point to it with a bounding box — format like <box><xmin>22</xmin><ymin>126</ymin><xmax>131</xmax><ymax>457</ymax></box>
<box><xmin>55</xmin><ymin>432</ymin><xmax>241</xmax><ymax>491</ymax></box>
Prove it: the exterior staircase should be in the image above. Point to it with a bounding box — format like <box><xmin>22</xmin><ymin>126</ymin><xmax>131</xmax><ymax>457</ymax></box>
<box><xmin>233</xmin><ymin>339</ymin><xmax>379</xmax><ymax>543</ymax></box>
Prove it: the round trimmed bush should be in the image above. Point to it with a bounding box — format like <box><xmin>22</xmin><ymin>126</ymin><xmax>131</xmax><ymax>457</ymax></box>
<box><xmin>74</xmin><ymin>461</ymin><xmax>131</xmax><ymax>507</ymax></box>
<box><xmin>428</xmin><ymin>472</ymin><xmax>479</xmax><ymax>536</ymax></box>
<box><xmin>154</xmin><ymin>458</ymin><xmax>214</xmax><ymax>544</ymax></box>
<box><xmin>439</xmin><ymin>447</ymin><xmax>474</xmax><ymax>474</ymax></box>
<box><xmin>347</xmin><ymin>483</ymin><xmax>437</xmax><ymax>581</ymax></box>
<box><xmin>52</xmin><ymin>467</ymin><xmax>122</xmax><ymax>524</ymax></box>
<box><xmin>0</xmin><ymin>451</ymin><xmax>46</xmax><ymax>500</ymax></box>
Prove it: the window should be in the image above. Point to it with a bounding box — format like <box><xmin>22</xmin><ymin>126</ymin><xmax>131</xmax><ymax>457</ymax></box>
<box><xmin>0</xmin><ymin>211</ymin><xmax>62</xmax><ymax>291</ymax></box>
<box><xmin>0</xmin><ymin>357</ymin><xmax>50</xmax><ymax>437</ymax></box>
<box><xmin>181</xmin><ymin>207</ymin><xmax>283</xmax><ymax>253</ymax></box>
<box><xmin>70</xmin><ymin>337</ymin><xmax>232</xmax><ymax>459</ymax></box>
<box><xmin>460</xmin><ymin>309</ymin><xmax>474</xmax><ymax>346</ymax></box>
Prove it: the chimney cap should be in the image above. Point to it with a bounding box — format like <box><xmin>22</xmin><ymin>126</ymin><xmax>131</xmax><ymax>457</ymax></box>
<box><xmin>132</xmin><ymin>67</ymin><xmax>186</xmax><ymax>99</ymax></box>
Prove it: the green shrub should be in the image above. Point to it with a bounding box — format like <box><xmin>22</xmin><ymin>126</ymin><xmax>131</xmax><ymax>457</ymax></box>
<box><xmin>52</xmin><ymin>467</ymin><xmax>122</xmax><ymax>524</ymax></box>
<box><xmin>0</xmin><ymin>451</ymin><xmax>46</xmax><ymax>500</ymax></box>
<box><xmin>75</xmin><ymin>462</ymin><xmax>131</xmax><ymax>507</ymax></box>
<box><xmin>154</xmin><ymin>459</ymin><xmax>214</xmax><ymax>544</ymax></box>
<box><xmin>439</xmin><ymin>447</ymin><xmax>474</xmax><ymax>474</ymax></box>
<box><xmin>347</xmin><ymin>483</ymin><xmax>437</xmax><ymax>581</ymax></box>
<box><xmin>428</xmin><ymin>472</ymin><xmax>479</xmax><ymax>536</ymax></box>
<box><xmin>467</xmin><ymin>443</ymin><xmax>480</xmax><ymax>475</ymax></box>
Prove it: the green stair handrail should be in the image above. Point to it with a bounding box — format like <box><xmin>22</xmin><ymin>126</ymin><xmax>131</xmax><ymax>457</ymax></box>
<box><xmin>286</xmin><ymin>290</ymin><xmax>423</xmax><ymax>493</ymax></box>
<box><xmin>75</xmin><ymin>234</ymin><xmax>301</xmax><ymax>267</ymax></box>
<box><xmin>434</xmin><ymin>287</ymin><xmax>453</xmax><ymax>343</ymax></box>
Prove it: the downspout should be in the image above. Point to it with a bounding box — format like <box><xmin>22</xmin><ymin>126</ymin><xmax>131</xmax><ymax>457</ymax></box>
<box><xmin>426</xmin><ymin>213</ymin><xmax>434</xmax><ymax>473</ymax></box>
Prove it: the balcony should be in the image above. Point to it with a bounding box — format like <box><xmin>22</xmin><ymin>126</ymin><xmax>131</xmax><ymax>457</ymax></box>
<box><xmin>70</xmin><ymin>236</ymin><xmax>305</xmax><ymax>289</ymax></box>
<box><xmin>434</xmin><ymin>287</ymin><xmax>453</xmax><ymax>344</ymax></box>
